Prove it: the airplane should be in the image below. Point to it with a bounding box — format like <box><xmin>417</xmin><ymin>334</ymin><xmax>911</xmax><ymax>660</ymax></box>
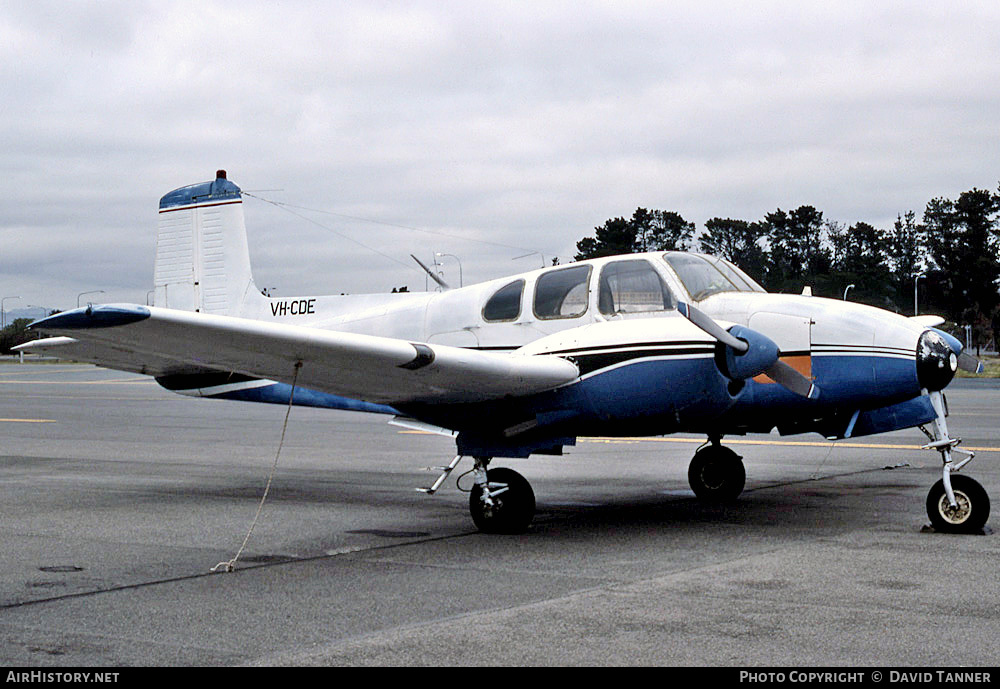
<box><xmin>18</xmin><ymin>170</ymin><xmax>990</xmax><ymax>536</ymax></box>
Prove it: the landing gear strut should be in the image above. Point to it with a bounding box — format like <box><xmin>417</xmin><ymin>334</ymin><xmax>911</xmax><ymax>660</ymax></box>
<box><xmin>418</xmin><ymin>456</ymin><xmax>536</xmax><ymax>533</ymax></box>
<box><xmin>469</xmin><ymin>458</ymin><xmax>535</xmax><ymax>534</ymax></box>
<box><xmin>688</xmin><ymin>439</ymin><xmax>745</xmax><ymax>503</ymax></box>
<box><xmin>921</xmin><ymin>390</ymin><xmax>990</xmax><ymax>533</ymax></box>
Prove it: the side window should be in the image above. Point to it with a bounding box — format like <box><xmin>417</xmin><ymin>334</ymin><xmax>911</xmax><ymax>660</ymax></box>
<box><xmin>598</xmin><ymin>259</ymin><xmax>676</xmax><ymax>315</ymax></box>
<box><xmin>483</xmin><ymin>279</ymin><xmax>524</xmax><ymax>322</ymax></box>
<box><xmin>533</xmin><ymin>265</ymin><xmax>591</xmax><ymax>319</ymax></box>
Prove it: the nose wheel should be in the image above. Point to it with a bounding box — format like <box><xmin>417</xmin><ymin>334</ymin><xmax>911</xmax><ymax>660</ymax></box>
<box><xmin>926</xmin><ymin>474</ymin><xmax>990</xmax><ymax>534</ymax></box>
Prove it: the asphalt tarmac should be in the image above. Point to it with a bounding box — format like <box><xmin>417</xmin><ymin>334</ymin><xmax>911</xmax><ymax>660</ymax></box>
<box><xmin>1</xmin><ymin>362</ymin><xmax>998</xmax><ymax>667</ymax></box>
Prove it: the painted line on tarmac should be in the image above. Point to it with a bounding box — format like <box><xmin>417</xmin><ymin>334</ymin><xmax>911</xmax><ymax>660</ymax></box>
<box><xmin>0</xmin><ymin>378</ymin><xmax>153</xmax><ymax>384</ymax></box>
<box><xmin>580</xmin><ymin>436</ymin><xmax>1000</xmax><ymax>453</ymax></box>
<box><xmin>400</xmin><ymin>429</ymin><xmax>999</xmax><ymax>453</ymax></box>
<box><xmin>0</xmin><ymin>367</ymin><xmax>95</xmax><ymax>377</ymax></box>
<box><xmin>400</xmin><ymin>428</ymin><xmax>1000</xmax><ymax>453</ymax></box>
<box><xmin>0</xmin><ymin>417</ymin><xmax>56</xmax><ymax>423</ymax></box>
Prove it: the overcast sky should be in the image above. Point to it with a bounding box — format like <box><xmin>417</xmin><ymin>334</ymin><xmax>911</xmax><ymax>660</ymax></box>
<box><xmin>2</xmin><ymin>1</ymin><xmax>999</xmax><ymax>313</ymax></box>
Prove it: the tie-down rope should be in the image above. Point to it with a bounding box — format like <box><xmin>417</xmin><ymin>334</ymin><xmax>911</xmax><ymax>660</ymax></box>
<box><xmin>212</xmin><ymin>361</ymin><xmax>302</xmax><ymax>573</ymax></box>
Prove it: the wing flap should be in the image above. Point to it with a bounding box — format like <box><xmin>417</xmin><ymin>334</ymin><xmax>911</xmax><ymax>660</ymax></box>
<box><xmin>30</xmin><ymin>304</ymin><xmax>579</xmax><ymax>404</ymax></box>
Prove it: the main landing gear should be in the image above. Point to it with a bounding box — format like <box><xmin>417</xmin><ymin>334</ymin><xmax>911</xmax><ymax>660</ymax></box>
<box><xmin>688</xmin><ymin>438</ymin><xmax>746</xmax><ymax>503</ymax></box>
<box><xmin>921</xmin><ymin>390</ymin><xmax>990</xmax><ymax>534</ymax></box>
<box><xmin>419</xmin><ymin>456</ymin><xmax>535</xmax><ymax>534</ymax></box>
<box><xmin>469</xmin><ymin>461</ymin><xmax>536</xmax><ymax>534</ymax></box>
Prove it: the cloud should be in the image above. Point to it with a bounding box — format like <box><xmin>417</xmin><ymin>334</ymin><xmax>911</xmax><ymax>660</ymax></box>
<box><xmin>2</xmin><ymin>1</ymin><xmax>999</xmax><ymax>306</ymax></box>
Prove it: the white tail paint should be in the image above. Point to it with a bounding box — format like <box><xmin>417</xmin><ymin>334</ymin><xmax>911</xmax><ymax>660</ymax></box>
<box><xmin>153</xmin><ymin>171</ymin><xmax>266</xmax><ymax>316</ymax></box>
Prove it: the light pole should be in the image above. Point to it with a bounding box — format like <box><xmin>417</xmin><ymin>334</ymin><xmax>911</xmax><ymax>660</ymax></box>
<box><xmin>2</xmin><ymin>296</ymin><xmax>20</xmax><ymax>329</ymax></box>
<box><xmin>843</xmin><ymin>284</ymin><xmax>855</xmax><ymax>300</ymax></box>
<box><xmin>513</xmin><ymin>251</ymin><xmax>546</xmax><ymax>269</ymax></box>
<box><xmin>77</xmin><ymin>290</ymin><xmax>105</xmax><ymax>308</ymax></box>
<box><xmin>914</xmin><ymin>274</ymin><xmax>924</xmax><ymax>316</ymax></box>
<box><xmin>435</xmin><ymin>252</ymin><xmax>463</xmax><ymax>287</ymax></box>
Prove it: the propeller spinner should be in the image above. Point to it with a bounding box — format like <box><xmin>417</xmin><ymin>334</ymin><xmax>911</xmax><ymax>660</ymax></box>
<box><xmin>678</xmin><ymin>301</ymin><xmax>820</xmax><ymax>400</ymax></box>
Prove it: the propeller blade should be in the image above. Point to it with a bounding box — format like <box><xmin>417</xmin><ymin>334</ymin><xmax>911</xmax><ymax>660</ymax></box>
<box><xmin>927</xmin><ymin>327</ymin><xmax>984</xmax><ymax>374</ymax></box>
<box><xmin>957</xmin><ymin>351</ymin><xmax>985</xmax><ymax>374</ymax></box>
<box><xmin>763</xmin><ymin>360</ymin><xmax>820</xmax><ymax>400</ymax></box>
<box><xmin>677</xmin><ymin>302</ymin><xmax>748</xmax><ymax>353</ymax></box>
<box><xmin>678</xmin><ymin>301</ymin><xmax>820</xmax><ymax>399</ymax></box>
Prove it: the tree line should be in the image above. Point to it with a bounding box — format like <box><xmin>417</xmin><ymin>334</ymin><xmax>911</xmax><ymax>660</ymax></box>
<box><xmin>1</xmin><ymin>310</ymin><xmax>60</xmax><ymax>355</ymax></box>
<box><xmin>574</xmin><ymin>186</ymin><xmax>1000</xmax><ymax>350</ymax></box>
<box><xmin>1</xmin><ymin>319</ymin><xmax>37</xmax><ymax>355</ymax></box>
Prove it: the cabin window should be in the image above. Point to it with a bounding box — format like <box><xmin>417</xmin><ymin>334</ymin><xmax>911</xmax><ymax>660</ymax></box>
<box><xmin>662</xmin><ymin>253</ymin><xmax>757</xmax><ymax>301</ymax></box>
<box><xmin>533</xmin><ymin>265</ymin><xmax>591</xmax><ymax>319</ymax></box>
<box><xmin>598</xmin><ymin>259</ymin><xmax>676</xmax><ymax>315</ymax></box>
<box><xmin>483</xmin><ymin>279</ymin><xmax>524</xmax><ymax>322</ymax></box>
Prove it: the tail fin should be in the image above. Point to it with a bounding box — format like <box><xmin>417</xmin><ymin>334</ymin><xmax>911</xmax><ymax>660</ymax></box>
<box><xmin>153</xmin><ymin>170</ymin><xmax>265</xmax><ymax>316</ymax></box>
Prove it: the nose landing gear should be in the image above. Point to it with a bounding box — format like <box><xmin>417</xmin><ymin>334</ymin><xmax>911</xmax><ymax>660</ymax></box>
<box><xmin>921</xmin><ymin>390</ymin><xmax>990</xmax><ymax>534</ymax></box>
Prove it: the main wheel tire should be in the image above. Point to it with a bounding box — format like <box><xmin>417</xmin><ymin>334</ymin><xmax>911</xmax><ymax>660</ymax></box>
<box><xmin>926</xmin><ymin>474</ymin><xmax>990</xmax><ymax>534</ymax></box>
<box><xmin>688</xmin><ymin>445</ymin><xmax>746</xmax><ymax>503</ymax></box>
<box><xmin>469</xmin><ymin>467</ymin><xmax>535</xmax><ymax>534</ymax></box>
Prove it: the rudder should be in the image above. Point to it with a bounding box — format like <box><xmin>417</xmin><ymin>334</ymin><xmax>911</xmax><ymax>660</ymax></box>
<box><xmin>153</xmin><ymin>170</ymin><xmax>264</xmax><ymax>316</ymax></box>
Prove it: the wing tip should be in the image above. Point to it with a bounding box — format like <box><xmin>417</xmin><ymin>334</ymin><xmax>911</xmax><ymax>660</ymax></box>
<box><xmin>31</xmin><ymin>304</ymin><xmax>151</xmax><ymax>331</ymax></box>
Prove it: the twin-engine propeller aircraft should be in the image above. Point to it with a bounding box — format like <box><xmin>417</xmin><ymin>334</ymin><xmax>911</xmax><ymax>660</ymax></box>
<box><xmin>20</xmin><ymin>171</ymin><xmax>990</xmax><ymax>535</ymax></box>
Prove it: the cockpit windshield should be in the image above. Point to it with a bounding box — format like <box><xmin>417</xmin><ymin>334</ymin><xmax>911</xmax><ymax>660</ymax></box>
<box><xmin>662</xmin><ymin>253</ymin><xmax>765</xmax><ymax>301</ymax></box>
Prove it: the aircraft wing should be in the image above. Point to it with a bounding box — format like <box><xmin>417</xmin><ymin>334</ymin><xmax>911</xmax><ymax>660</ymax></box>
<box><xmin>25</xmin><ymin>304</ymin><xmax>580</xmax><ymax>405</ymax></box>
<box><xmin>14</xmin><ymin>336</ymin><xmax>209</xmax><ymax>378</ymax></box>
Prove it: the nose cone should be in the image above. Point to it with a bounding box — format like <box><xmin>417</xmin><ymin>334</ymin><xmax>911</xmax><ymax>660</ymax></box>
<box><xmin>917</xmin><ymin>329</ymin><xmax>958</xmax><ymax>391</ymax></box>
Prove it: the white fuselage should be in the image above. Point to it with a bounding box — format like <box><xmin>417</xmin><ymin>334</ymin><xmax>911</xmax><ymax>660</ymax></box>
<box><xmin>249</xmin><ymin>252</ymin><xmax>925</xmax><ymax>370</ymax></box>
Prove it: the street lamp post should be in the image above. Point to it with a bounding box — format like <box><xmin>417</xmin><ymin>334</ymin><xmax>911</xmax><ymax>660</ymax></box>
<box><xmin>77</xmin><ymin>290</ymin><xmax>105</xmax><ymax>308</ymax></box>
<box><xmin>513</xmin><ymin>251</ymin><xmax>546</xmax><ymax>269</ymax></box>
<box><xmin>843</xmin><ymin>284</ymin><xmax>855</xmax><ymax>300</ymax></box>
<box><xmin>2</xmin><ymin>296</ymin><xmax>20</xmax><ymax>329</ymax></box>
<box><xmin>914</xmin><ymin>274</ymin><xmax>925</xmax><ymax>316</ymax></box>
<box><xmin>434</xmin><ymin>252</ymin><xmax>463</xmax><ymax>287</ymax></box>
